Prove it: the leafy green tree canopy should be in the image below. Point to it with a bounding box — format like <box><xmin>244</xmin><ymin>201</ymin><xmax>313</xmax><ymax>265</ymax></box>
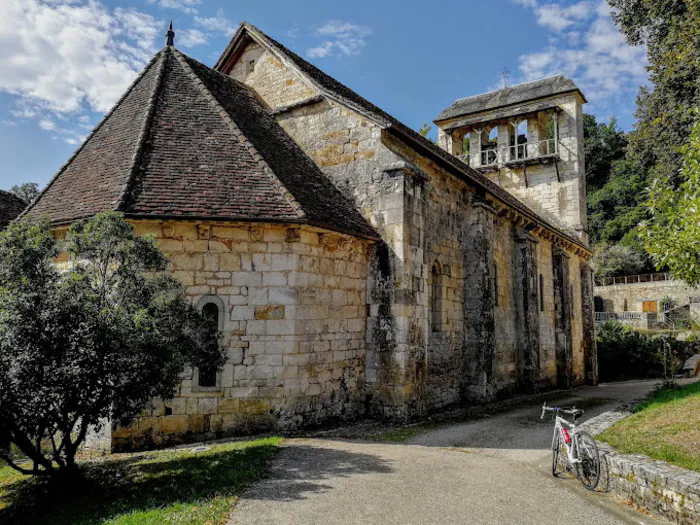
<box><xmin>609</xmin><ymin>0</ymin><xmax>700</xmax><ymax>181</ymax></box>
<box><xmin>641</xmin><ymin>117</ymin><xmax>700</xmax><ymax>285</ymax></box>
<box><xmin>0</xmin><ymin>213</ymin><xmax>225</xmax><ymax>477</ymax></box>
<box><xmin>9</xmin><ymin>182</ymin><xmax>40</xmax><ymax>205</ymax></box>
<box><xmin>590</xmin><ymin>243</ymin><xmax>648</xmax><ymax>278</ymax></box>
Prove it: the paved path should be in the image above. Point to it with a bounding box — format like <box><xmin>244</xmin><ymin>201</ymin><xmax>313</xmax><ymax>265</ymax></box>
<box><xmin>230</xmin><ymin>381</ymin><xmax>671</xmax><ymax>525</ymax></box>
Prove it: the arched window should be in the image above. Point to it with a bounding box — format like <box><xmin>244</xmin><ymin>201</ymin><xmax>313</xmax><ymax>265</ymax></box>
<box><xmin>480</xmin><ymin>126</ymin><xmax>499</xmax><ymax>166</ymax></box>
<box><xmin>196</xmin><ymin>296</ymin><xmax>224</xmax><ymax>389</ymax></box>
<box><xmin>511</xmin><ymin>120</ymin><xmax>528</xmax><ymax>160</ymax></box>
<box><xmin>431</xmin><ymin>264</ymin><xmax>443</xmax><ymax>332</ymax></box>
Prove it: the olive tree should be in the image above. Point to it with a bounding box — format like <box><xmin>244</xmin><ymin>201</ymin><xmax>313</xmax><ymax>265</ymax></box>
<box><xmin>0</xmin><ymin>213</ymin><xmax>224</xmax><ymax>477</ymax></box>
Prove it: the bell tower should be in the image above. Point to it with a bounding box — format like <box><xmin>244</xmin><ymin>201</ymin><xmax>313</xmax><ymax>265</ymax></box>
<box><xmin>434</xmin><ymin>75</ymin><xmax>588</xmax><ymax>243</ymax></box>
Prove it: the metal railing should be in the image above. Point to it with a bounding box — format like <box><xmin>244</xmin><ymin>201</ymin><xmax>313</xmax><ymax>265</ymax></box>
<box><xmin>594</xmin><ymin>273</ymin><xmax>670</xmax><ymax>287</ymax></box>
<box><xmin>456</xmin><ymin>138</ymin><xmax>558</xmax><ymax>168</ymax></box>
<box><xmin>595</xmin><ymin>311</ymin><xmax>643</xmax><ymax>322</ymax></box>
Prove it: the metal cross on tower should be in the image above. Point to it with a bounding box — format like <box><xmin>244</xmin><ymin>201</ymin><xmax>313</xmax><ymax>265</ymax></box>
<box><xmin>499</xmin><ymin>67</ymin><xmax>511</xmax><ymax>89</ymax></box>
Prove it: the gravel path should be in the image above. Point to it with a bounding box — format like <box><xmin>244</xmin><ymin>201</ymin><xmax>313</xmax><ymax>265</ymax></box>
<box><xmin>230</xmin><ymin>380</ymin><xmax>670</xmax><ymax>525</ymax></box>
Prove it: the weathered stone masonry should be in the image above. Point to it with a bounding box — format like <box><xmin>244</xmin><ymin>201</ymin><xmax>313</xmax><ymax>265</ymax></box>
<box><xmin>114</xmin><ymin>221</ymin><xmax>372</xmax><ymax>450</ymax></box>
<box><xmin>216</xmin><ymin>23</ymin><xmax>596</xmax><ymax>419</ymax></box>
<box><xmin>25</xmin><ymin>22</ymin><xmax>596</xmax><ymax>451</ymax></box>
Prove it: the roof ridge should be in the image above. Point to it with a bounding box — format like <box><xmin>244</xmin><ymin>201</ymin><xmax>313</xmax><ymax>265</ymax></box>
<box><xmin>241</xmin><ymin>24</ymin><xmax>392</xmax><ymax>128</ymax></box>
<box><xmin>116</xmin><ymin>48</ymin><xmax>169</xmax><ymax>212</ymax></box>
<box><xmin>171</xmin><ymin>48</ymin><xmax>307</xmax><ymax>220</ymax></box>
<box><xmin>19</xmin><ymin>48</ymin><xmax>166</xmax><ymax>221</ymax></box>
<box><xmin>452</xmin><ymin>75</ymin><xmax>567</xmax><ymax>103</ymax></box>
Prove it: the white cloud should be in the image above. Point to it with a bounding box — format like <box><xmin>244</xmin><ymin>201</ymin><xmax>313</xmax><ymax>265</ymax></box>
<box><xmin>147</xmin><ymin>0</ymin><xmax>201</xmax><ymax>15</ymax></box>
<box><xmin>0</xmin><ymin>1</ymin><xmax>161</xmax><ymax>145</ymax></box>
<box><xmin>177</xmin><ymin>28</ymin><xmax>207</xmax><ymax>48</ymax></box>
<box><xmin>38</xmin><ymin>119</ymin><xmax>56</xmax><ymax>131</ymax></box>
<box><xmin>535</xmin><ymin>2</ymin><xmax>594</xmax><ymax>32</ymax></box>
<box><xmin>194</xmin><ymin>9</ymin><xmax>236</xmax><ymax>37</ymax></box>
<box><xmin>0</xmin><ymin>1</ymin><xmax>160</xmax><ymax>115</ymax></box>
<box><xmin>514</xmin><ymin>0</ymin><xmax>647</xmax><ymax>113</ymax></box>
<box><xmin>37</xmin><ymin>115</ymin><xmax>86</xmax><ymax>144</ymax></box>
<box><xmin>306</xmin><ymin>20</ymin><xmax>372</xmax><ymax>59</ymax></box>
<box><xmin>307</xmin><ymin>42</ymin><xmax>334</xmax><ymax>59</ymax></box>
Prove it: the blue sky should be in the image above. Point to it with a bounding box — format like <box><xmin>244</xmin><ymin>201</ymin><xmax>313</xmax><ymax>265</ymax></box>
<box><xmin>0</xmin><ymin>0</ymin><xmax>647</xmax><ymax>191</ymax></box>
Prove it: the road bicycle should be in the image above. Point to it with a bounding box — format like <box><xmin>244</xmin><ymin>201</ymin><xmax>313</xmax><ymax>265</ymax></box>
<box><xmin>541</xmin><ymin>402</ymin><xmax>600</xmax><ymax>490</ymax></box>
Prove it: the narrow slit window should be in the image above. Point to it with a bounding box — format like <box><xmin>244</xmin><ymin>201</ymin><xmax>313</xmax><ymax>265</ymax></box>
<box><xmin>539</xmin><ymin>274</ymin><xmax>545</xmax><ymax>312</ymax></box>
<box><xmin>493</xmin><ymin>261</ymin><xmax>499</xmax><ymax>307</ymax></box>
<box><xmin>432</xmin><ymin>265</ymin><xmax>443</xmax><ymax>332</ymax></box>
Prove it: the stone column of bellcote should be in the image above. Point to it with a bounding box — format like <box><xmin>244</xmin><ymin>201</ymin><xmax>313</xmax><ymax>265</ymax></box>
<box><xmin>462</xmin><ymin>198</ymin><xmax>498</xmax><ymax>403</ymax></box>
<box><xmin>514</xmin><ymin>230</ymin><xmax>541</xmax><ymax>393</ymax></box>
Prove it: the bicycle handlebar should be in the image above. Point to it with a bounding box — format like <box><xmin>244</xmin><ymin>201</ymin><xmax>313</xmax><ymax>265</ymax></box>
<box><xmin>540</xmin><ymin>402</ymin><xmax>584</xmax><ymax>420</ymax></box>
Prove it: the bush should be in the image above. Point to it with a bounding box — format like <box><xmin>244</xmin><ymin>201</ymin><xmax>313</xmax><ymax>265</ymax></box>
<box><xmin>0</xmin><ymin>214</ymin><xmax>225</xmax><ymax>478</ymax></box>
<box><xmin>596</xmin><ymin>321</ymin><xmax>697</xmax><ymax>381</ymax></box>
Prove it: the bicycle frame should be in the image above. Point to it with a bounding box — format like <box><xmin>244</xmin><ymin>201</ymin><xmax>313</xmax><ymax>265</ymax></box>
<box><xmin>551</xmin><ymin>415</ymin><xmax>582</xmax><ymax>467</ymax></box>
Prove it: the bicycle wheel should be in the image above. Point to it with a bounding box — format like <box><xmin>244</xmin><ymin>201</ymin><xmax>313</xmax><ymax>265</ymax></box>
<box><xmin>574</xmin><ymin>431</ymin><xmax>600</xmax><ymax>490</ymax></box>
<box><xmin>552</xmin><ymin>432</ymin><xmax>564</xmax><ymax>476</ymax></box>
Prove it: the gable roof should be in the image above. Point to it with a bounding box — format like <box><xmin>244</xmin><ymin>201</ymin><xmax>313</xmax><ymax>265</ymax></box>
<box><xmin>22</xmin><ymin>46</ymin><xmax>376</xmax><ymax>240</ymax></box>
<box><xmin>215</xmin><ymin>23</ymin><xmax>590</xmax><ymax>252</ymax></box>
<box><xmin>0</xmin><ymin>190</ymin><xmax>26</xmax><ymax>230</ymax></box>
<box><xmin>436</xmin><ymin>75</ymin><xmax>586</xmax><ymax>122</ymax></box>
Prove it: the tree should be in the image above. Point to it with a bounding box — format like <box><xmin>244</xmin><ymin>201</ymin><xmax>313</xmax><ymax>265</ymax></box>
<box><xmin>590</xmin><ymin>243</ymin><xmax>648</xmax><ymax>278</ymax></box>
<box><xmin>583</xmin><ymin>115</ymin><xmax>629</xmax><ymax>191</ymax></box>
<box><xmin>606</xmin><ymin>0</ymin><xmax>700</xmax><ymax>282</ymax></box>
<box><xmin>640</xmin><ymin>117</ymin><xmax>700</xmax><ymax>285</ymax></box>
<box><xmin>418</xmin><ymin>122</ymin><xmax>432</xmax><ymax>138</ymax></box>
<box><xmin>0</xmin><ymin>213</ymin><xmax>225</xmax><ymax>477</ymax></box>
<box><xmin>608</xmin><ymin>0</ymin><xmax>700</xmax><ymax>182</ymax></box>
<box><xmin>9</xmin><ymin>182</ymin><xmax>40</xmax><ymax>204</ymax></box>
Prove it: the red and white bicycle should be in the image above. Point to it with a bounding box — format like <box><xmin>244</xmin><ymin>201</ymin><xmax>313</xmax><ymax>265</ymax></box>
<box><xmin>541</xmin><ymin>402</ymin><xmax>601</xmax><ymax>490</ymax></box>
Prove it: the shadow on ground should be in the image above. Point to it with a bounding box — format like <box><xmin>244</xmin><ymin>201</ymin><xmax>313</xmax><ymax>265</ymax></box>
<box><xmin>240</xmin><ymin>443</ymin><xmax>394</xmax><ymax>502</ymax></box>
<box><xmin>0</xmin><ymin>442</ymin><xmax>278</xmax><ymax>525</ymax></box>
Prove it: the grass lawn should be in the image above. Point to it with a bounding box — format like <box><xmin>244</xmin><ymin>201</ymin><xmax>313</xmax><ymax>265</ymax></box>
<box><xmin>0</xmin><ymin>437</ymin><xmax>281</xmax><ymax>525</ymax></box>
<box><xmin>598</xmin><ymin>381</ymin><xmax>700</xmax><ymax>472</ymax></box>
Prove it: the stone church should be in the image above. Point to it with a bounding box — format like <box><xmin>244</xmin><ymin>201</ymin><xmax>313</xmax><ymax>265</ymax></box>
<box><xmin>23</xmin><ymin>22</ymin><xmax>596</xmax><ymax>451</ymax></box>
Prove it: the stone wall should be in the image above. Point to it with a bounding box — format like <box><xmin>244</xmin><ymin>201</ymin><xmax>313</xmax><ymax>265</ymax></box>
<box><xmin>110</xmin><ymin>220</ymin><xmax>371</xmax><ymax>451</ymax></box>
<box><xmin>584</xmin><ymin>411</ymin><xmax>700</xmax><ymax>525</ymax></box>
<box><xmin>595</xmin><ymin>279</ymin><xmax>700</xmax><ymax>313</ymax></box>
<box><xmin>224</xmin><ymin>38</ymin><xmax>594</xmax><ymax>420</ymax></box>
<box><xmin>229</xmin><ymin>42</ymin><xmax>316</xmax><ymax>110</ymax></box>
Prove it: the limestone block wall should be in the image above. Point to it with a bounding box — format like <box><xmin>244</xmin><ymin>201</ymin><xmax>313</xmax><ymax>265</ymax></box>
<box><xmin>569</xmin><ymin>256</ymin><xmax>586</xmax><ymax>385</ymax></box>
<box><xmin>493</xmin><ymin>219</ymin><xmax>518</xmax><ymax>392</ymax></box>
<box><xmin>228</xmin><ymin>42</ymin><xmax>316</xmax><ymax>110</ymax></box>
<box><xmin>536</xmin><ymin>240</ymin><xmax>558</xmax><ymax>387</ymax></box>
<box><xmin>594</xmin><ymin>279</ymin><xmax>700</xmax><ymax>313</ymax></box>
<box><xmin>111</xmin><ymin>221</ymin><xmax>370</xmax><ymax>451</ymax></box>
<box><xmin>225</xmin><ymin>40</ymin><xmax>593</xmax><ymax>418</ymax></box>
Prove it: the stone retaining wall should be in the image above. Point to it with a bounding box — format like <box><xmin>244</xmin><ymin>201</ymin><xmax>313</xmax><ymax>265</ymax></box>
<box><xmin>583</xmin><ymin>411</ymin><xmax>700</xmax><ymax>525</ymax></box>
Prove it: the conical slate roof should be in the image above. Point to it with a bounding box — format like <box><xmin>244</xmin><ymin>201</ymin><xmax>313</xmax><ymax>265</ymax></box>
<box><xmin>23</xmin><ymin>46</ymin><xmax>376</xmax><ymax>239</ymax></box>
